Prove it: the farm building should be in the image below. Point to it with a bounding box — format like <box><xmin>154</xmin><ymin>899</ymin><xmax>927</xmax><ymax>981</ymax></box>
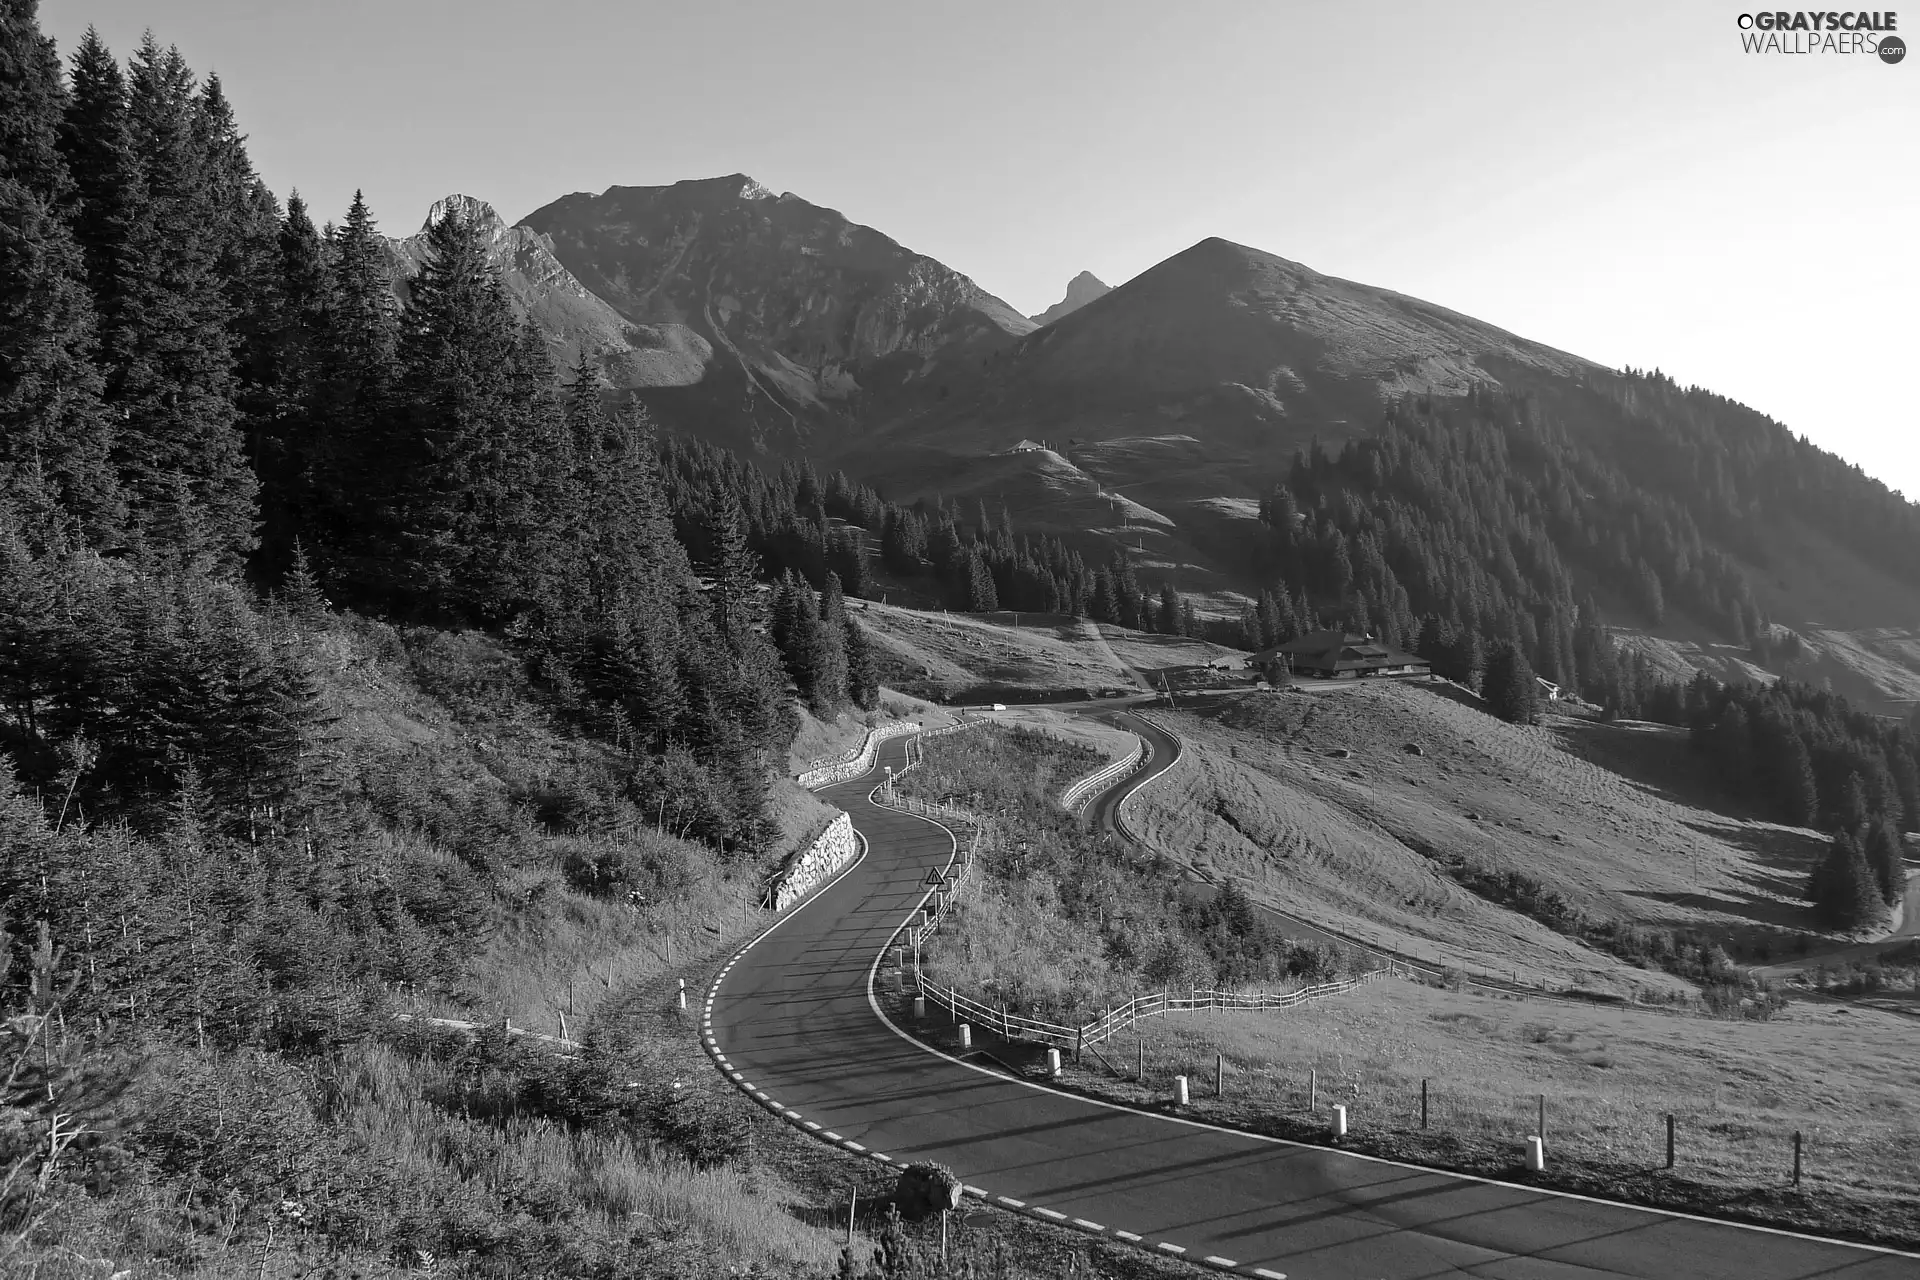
<box><xmin>1251</xmin><ymin>630</ymin><xmax>1431</xmax><ymax>681</ymax></box>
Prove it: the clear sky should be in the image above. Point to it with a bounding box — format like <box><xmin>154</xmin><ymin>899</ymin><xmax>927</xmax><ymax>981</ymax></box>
<box><xmin>41</xmin><ymin>0</ymin><xmax>1920</xmax><ymax>497</ymax></box>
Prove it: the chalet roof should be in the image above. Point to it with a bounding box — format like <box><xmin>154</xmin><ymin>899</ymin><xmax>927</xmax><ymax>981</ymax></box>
<box><xmin>1250</xmin><ymin>631</ymin><xmax>1429</xmax><ymax>672</ymax></box>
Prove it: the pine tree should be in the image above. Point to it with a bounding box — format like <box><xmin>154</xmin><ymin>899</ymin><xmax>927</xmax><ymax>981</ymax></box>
<box><xmin>1835</xmin><ymin>772</ymin><xmax>1869</xmax><ymax>835</ymax></box>
<box><xmin>248</xmin><ymin>191</ymin><xmax>329</xmax><ymax>571</ymax></box>
<box><xmin>1482</xmin><ymin>641</ymin><xmax>1538</xmax><ymax>725</ymax></box>
<box><xmin>110</xmin><ymin>35</ymin><xmax>255</xmax><ymax>572</ymax></box>
<box><xmin>705</xmin><ymin>489</ymin><xmax>761</xmax><ymax>647</ymax></box>
<box><xmin>774</xmin><ymin>574</ymin><xmax>821</xmax><ymax>702</ymax></box>
<box><xmin>389</xmin><ymin>202</ymin><xmax>524</xmax><ymax>617</ymax></box>
<box><xmin>1755</xmin><ymin>708</ymin><xmax>1819</xmax><ymax>827</ymax></box>
<box><xmin>1862</xmin><ymin>819</ymin><xmax>1904</xmax><ymax>908</ymax></box>
<box><xmin>844</xmin><ymin>611</ymin><xmax>879</xmax><ymax>711</ymax></box>
<box><xmin>1807</xmin><ymin>829</ymin><xmax>1884</xmax><ymax>932</ymax></box>
<box><xmin>1157</xmin><ymin>584</ymin><xmax>1181</xmax><ymax>635</ymax></box>
<box><xmin>813</xmin><ymin>573</ymin><xmax>850</xmax><ymax>713</ymax></box>
<box><xmin>308</xmin><ymin>190</ymin><xmax>397</xmax><ymax>594</ymax></box>
<box><xmin>0</xmin><ymin>0</ymin><xmax>121</xmax><ymax>547</ymax></box>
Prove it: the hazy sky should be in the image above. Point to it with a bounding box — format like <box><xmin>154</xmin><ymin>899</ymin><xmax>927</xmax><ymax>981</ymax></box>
<box><xmin>41</xmin><ymin>0</ymin><xmax>1919</xmax><ymax>496</ymax></box>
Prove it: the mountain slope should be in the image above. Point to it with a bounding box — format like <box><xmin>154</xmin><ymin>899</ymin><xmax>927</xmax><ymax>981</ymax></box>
<box><xmin>471</xmin><ymin>184</ymin><xmax>1920</xmax><ymax>707</ymax></box>
<box><xmin>519</xmin><ymin>174</ymin><xmax>1034</xmax><ymax>450</ymax></box>
<box><xmin>383</xmin><ymin>194</ymin><xmax>711</xmax><ymax>387</ymax></box>
<box><xmin>1030</xmin><ymin>270</ymin><xmax>1110</xmax><ymax>325</ymax></box>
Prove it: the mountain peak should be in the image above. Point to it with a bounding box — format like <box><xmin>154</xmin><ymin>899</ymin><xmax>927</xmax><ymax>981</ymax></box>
<box><xmin>421</xmin><ymin>193</ymin><xmax>502</xmax><ymax>233</ymax></box>
<box><xmin>1031</xmin><ymin>270</ymin><xmax>1112</xmax><ymax>326</ymax></box>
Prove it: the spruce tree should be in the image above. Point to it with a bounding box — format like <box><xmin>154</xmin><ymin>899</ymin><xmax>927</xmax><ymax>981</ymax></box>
<box><xmin>389</xmin><ymin>203</ymin><xmax>522</xmax><ymax>616</ymax></box>
<box><xmin>1157</xmin><ymin>584</ymin><xmax>1181</xmax><ymax>635</ymax></box>
<box><xmin>308</xmin><ymin>190</ymin><xmax>397</xmax><ymax>593</ymax></box>
<box><xmin>1482</xmin><ymin>640</ymin><xmax>1539</xmax><ymax>725</ymax></box>
<box><xmin>0</xmin><ymin>0</ymin><xmax>121</xmax><ymax>547</ymax></box>
<box><xmin>1862</xmin><ymin>819</ymin><xmax>1904</xmax><ymax>908</ymax></box>
<box><xmin>705</xmin><ymin>489</ymin><xmax>761</xmax><ymax>647</ymax></box>
<box><xmin>814</xmin><ymin>573</ymin><xmax>850</xmax><ymax>713</ymax></box>
<box><xmin>250</xmin><ymin>192</ymin><xmax>329</xmax><ymax>562</ymax></box>
<box><xmin>1836</xmin><ymin>772</ymin><xmax>1869</xmax><ymax>835</ymax></box>
<box><xmin>844</xmin><ymin>610</ymin><xmax>879</xmax><ymax>711</ymax></box>
<box><xmin>775</xmin><ymin>575</ymin><xmax>822</xmax><ymax>703</ymax></box>
<box><xmin>1807</xmin><ymin>829</ymin><xmax>1884</xmax><ymax>931</ymax></box>
<box><xmin>112</xmin><ymin>35</ymin><xmax>255</xmax><ymax>573</ymax></box>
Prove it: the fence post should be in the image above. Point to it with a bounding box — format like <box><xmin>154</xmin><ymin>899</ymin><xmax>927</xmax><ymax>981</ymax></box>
<box><xmin>1792</xmin><ymin>1131</ymin><xmax>1802</xmax><ymax>1186</ymax></box>
<box><xmin>1138</xmin><ymin>1038</ymin><xmax>1145</xmax><ymax>1084</ymax></box>
<box><xmin>1422</xmin><ymin>1079</ymin><xmax>1429</xmax><ymax>1130</ymax></box>
<box><xmin>1665</xmin><ymin>1114</ymin><xmax>1675</xmax><ymax>1169</ymax></box>
<box><xmin>1309</xmin><ymin>1068</ymin><xmax>1316</xmax><ymax>1112</ymax></box>
<box><xmin>1216</xmin><ymin>1053</ymin><xmax>1224</xmax><ymax>1098</ymax></box>
<box><xmin>1075</xmin><ymin>1028</ymin><xmax>1083</xmax><ymax>1066</ymax></box>
<box><xmin>1537</xmin><ymin>1093</ymin><xmax>1546</xmax><ymax>1145</ymax></box>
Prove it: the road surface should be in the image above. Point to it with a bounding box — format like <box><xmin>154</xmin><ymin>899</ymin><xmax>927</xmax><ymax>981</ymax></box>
<box><xmin>704</xmin><ymin>734</ymin><xmax>1912</xmax><ymax>1278</ymax></box>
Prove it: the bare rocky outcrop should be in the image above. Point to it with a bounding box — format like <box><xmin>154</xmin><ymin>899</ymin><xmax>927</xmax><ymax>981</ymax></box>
<box><xmin>517</xmin><ymin>174</ymin><xmax>1034</xmax><ymax>448</ymax></box>
<box><xmin>384</xmin><ymin>194</ymin><xmax>712</xmax><ymax>390</ymax></box>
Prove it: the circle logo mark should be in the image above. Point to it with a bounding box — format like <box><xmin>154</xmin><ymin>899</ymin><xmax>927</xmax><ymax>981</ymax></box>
<box><xmin>1881</xmin><ymin>35</ymin><xmax>1907</xmax><ymax>63</ymax></box>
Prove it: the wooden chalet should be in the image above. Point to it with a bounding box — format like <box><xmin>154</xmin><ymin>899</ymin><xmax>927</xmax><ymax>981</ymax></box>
<box><xmin>1250</xmin><ymin>630</ymin><xmax>1431</xmax><ymax>681</ymax></box>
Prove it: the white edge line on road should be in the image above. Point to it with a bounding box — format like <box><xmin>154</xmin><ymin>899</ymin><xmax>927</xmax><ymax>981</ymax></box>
<box><xmin>1155</xmin><ymin>1242</ymin><xmax>1185</xmax><ymax>1255</ymax></box>
<box><xmin>690</xmin><ymin>813</ymin><xmax>883</xmax><ymax>1180</ymax></box>
<box><xmin>1071</xmin><ymin>1218</ymin><xmax>1104</xmax><ymax>1231</ymax></box>
<box><xmin>859</xmin><ymin>781</ymin><xmax>1920</xmax><ymax>1264</ymax></box>
<box><xmin>963</xmin><ymin>1185</ymin><xmax>986</xmax><ymax>1197</ymax></box>
<box><xmin>1114</xmin><ymin>1231</ymin><xmax>1142</xmax><ymax>1243</ymax></box>
<box><xmin>998</xmin><ymin>1197</ymin><xmax>1025</xmax><ymax>1209</ymax></box>
<box><xmin>1035</xmin><ymin>1208</ymin><xmax>1067</xmax><ymax>1221</ymax></box>
<box><xmin>1252</xmin><ymin>1270</ymin><xmax>1288</xmax><ymax>1279</ymax></box>
<box><xmin>1202</xmin><ymin>1257</ymin><xmax>1238</xmax><ymax>1269</ymax></box>
<box><xmin>844</xmin><ymin>1141</ymin><xmax>865</xmax><ymax>1152</ymax></box>
<box><xmin>823</xmin><ymin>1132</ymin><xmax>842</xmax><ymax>1142</ymax></box>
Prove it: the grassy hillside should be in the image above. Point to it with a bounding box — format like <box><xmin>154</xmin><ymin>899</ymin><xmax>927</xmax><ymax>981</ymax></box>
<box><xmin>854</xmin><ymin>601</ymin><xmax>1239</xmax><ymax>700</ymax></box>
<box><xmin>1128</xmin><ymin>683</ymin><xmax>1855</xmax><ymax>995</ymax></box>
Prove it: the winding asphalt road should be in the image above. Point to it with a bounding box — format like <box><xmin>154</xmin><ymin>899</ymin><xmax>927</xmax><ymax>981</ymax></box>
<box><xmin>705</xmin><ymin>733</ymin><xmax>1914</xmax><ymax>1278</ymax></box>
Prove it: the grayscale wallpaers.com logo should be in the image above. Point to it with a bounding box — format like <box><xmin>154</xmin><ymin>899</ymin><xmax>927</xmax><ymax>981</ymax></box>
<box><xmin>1736</xmin><ymin>10</ymin><xmax>1905</xmax><ymax>59</ymax></box>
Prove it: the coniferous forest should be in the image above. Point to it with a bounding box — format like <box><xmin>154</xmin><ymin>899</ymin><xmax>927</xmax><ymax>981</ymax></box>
<box><xmin>0</xmin><ymin>9</ymin><xmax>960</xmax><ymax>1276</ymax></box>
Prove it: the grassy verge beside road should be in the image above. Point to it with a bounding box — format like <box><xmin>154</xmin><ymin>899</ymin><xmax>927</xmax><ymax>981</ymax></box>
<box><xmin>1020</xmin><ymin>975</ymin><xmax>1920</xmax><ymax>1250</ymax></box>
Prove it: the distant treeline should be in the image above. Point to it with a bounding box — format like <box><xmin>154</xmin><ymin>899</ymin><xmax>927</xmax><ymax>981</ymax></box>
<box><xmin>1686</xmin><ymin>676</ymin><xmax>1919</xmax><ymax>930</ymax></box>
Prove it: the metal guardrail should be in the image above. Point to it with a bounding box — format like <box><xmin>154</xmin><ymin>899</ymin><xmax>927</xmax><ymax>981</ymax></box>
<box><xmin>1060</xmin><ymin>739</ymin><xmax>1146</xmax><ymax>812</ymax></box>
<box><xmin>913</xmin><ymin>961</ymin><xmax>1398</xmax><ymax>1052</ymax></box>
